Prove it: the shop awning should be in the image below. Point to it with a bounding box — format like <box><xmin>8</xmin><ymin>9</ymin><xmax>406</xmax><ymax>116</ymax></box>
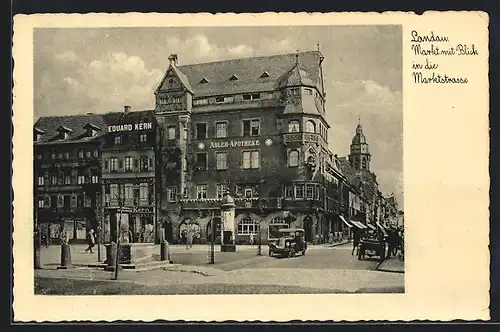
<box><xmin>366</xmin><ymin>223</ymin><xmax>376</xmax><ymax>230</ymax></box>
<box><xmin>339</xmin><ymin>215</ymin><xmax>352</xmax><ymax>228</ymax></box>
<box><xmin>350</xmin><ymin>220</ymin><xmax>367</xmax><ymax>229</ymax></box>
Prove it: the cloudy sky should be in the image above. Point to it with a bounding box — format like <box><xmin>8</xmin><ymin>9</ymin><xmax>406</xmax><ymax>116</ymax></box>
<box><xmin>34</xmin><ymin>25</ymin><xmax>403</xmax><ymax>209</ymax></box>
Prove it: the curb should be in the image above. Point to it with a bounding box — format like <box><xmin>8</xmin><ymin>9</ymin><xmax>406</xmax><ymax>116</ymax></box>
<box><xmin>376</xmin><ymin>259</ymin><xmax>405</xmax><ymax>274</ymax></box>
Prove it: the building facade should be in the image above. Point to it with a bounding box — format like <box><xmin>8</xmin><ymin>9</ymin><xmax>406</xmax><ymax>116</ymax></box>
<box><xmin>33</xmin><ymin>114</ymin><xmax>106</xmax><ymax>243</ymax></box>
<box><xmin>100</xmin><ymin>108</ymin><xmax>158</xmax><ymax>243</ymax></box>
<box><xmin>154</xmin><ymin>51</ymin><xmax>342</xmax><ymax>244</ymax></box>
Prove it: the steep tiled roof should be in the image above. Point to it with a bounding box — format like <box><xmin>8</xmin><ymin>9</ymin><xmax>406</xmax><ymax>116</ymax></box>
<box><xmin>34</xmin><ymin>114</ymin><xmax>108</xmax><ymax>145</ymax></box>
<box><xmin>173</xmin><ymin>51</ymin><xmax>323</xmax><ymax>98</ymax></box>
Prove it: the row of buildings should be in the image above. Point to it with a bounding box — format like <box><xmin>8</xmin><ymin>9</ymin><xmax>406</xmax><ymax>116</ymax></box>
<box><xmin>33</xmin><ymin>50</ymin><xmax>401</xmax><ymax>245</ymax></box>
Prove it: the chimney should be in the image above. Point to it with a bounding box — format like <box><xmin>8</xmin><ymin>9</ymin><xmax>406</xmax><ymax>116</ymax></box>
<box><xmin>124</xmin><ymin>105</ymin><xmax>131</xmax><ymax>113</ymax></box>
<box><xmin>168</xmin><ymin>54</ymin><xmax>178</xmax><ymax>67</ymax></box>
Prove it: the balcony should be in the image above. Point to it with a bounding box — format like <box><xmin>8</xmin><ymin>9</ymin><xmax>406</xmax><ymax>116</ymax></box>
<box><xmin>283</xmin><ymin>132</ymin><xmax>320</xmax><ymax>145</ymax></box>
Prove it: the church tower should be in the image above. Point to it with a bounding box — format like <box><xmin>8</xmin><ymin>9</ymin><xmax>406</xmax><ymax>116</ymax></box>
<box><xmin>348</xmin><ymin>119</ymin><xmax>371</xmax><ymax>172</ymax></box>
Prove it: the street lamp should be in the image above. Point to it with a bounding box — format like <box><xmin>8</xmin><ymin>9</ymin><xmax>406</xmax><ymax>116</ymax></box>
<box><xmin>114</xmin><ymin>195</ymin><xmax>125</xmax><ymax>280</ymax></box>
<box><xmin>257</xmin><ymin>198</ymin><xmax>265</xmax><ymax>256</ymax></box>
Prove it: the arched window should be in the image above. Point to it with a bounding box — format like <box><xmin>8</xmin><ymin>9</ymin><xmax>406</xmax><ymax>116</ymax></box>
<box><xmin>305</xmin><ymin>120</ymin><xmax>316</xmax><ymax>133</ymax></box>
<box><xmin>237</xmin><ymin>217</ymin><xmax>258</xmax><ymax>235</ymax></box>
<box><xmin>361</xmin><ymin>159</ymin><xmax>367</xmax><ymax>170</ymax></box>
<box><xmin>288</xmin><ymin>120</ymin><xmax>300</xmax><ymax>133</ymax></box>
<box><xmin>288</xmin><ymin>150</ymin><xmax>299</xmax><ymax>167</ymax></box>
<box><xmin>268</xmin><ymin>217</ymin><xmax>289</xmax><ymax>240</ymax></box>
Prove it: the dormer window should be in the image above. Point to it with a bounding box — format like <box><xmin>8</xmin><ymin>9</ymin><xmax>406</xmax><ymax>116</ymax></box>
<box><xmin>56</xmin><ymin>125</ymin><xmax>73</xmax><ymax>140</ymax></box>
<box><xmin>34</xmin><ymin>128</ymin><xmax>44</xmax><ymax>142</ymax></box>
<box><xmin>260</xmin><ymin>71</ymin><xmax>270</xmax><ymax>78</ymax></box>
<box><xmin>242</xmin><ymin>93</ymin><xmax>261</xmax><ymax>101</ymax></box>
<box><xmin>229</xmin><ymin>74</ymin><xmax>238</xmax><ymax>81</ymax></box>
<box><xmin>83</xmin><ymin>123</ymin><xmax>100</xmax><ymax>138</ymax></box>
<box><xmin>200</xmin><ymin>77</ymin><xmax>209</xmax><ymax>84</ymax></box>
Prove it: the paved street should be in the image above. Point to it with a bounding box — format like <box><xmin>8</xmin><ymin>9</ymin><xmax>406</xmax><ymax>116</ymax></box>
<box><xmin>36</xmin><ymin>241</ymin><xmax>404</xmax><ymax>294</ymax></box>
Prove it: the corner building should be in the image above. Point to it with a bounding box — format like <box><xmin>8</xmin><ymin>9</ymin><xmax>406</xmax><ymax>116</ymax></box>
<box><xmin>155</xmin><ymin>51</ymin><xmax>339</xmax><ymax>244</ymax></box>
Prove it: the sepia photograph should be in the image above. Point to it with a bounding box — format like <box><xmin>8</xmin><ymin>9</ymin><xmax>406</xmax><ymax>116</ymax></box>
<box><xmin>12</xmin><ymin>12</ymin><xmax>490</xmax><ymax>322</ymax></box>
<box><xmin>32</xmin><ymin>25</ymin><xmax>404</xmax><ymax>295</ymax></box>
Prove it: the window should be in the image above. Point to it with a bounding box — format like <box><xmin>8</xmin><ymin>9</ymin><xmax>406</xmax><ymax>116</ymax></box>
<box><xmin>215</xmin><ymin>122</ymin><xmax>228</xmax><ymax>138</ymax></box>
<box><xmin>50</xmin><ymin>195</ymin><xmax>57</xmax><ymax>208</ymax></box>
<box><xmin>172</xmin><ymin>96</ymin><xmax>182</xmax><ymax>103</ymax></box>
<box><xmin>110</xmin><ymin>184</ymin><xmax>119</xmax><ymax>201</ymax></box>
<box><xmin>242</xmin><ymin>150</ymin><xmax>260</xmax><ymax>169</ymax></box>
<box><xmin>200</xmin><ymin>77</ymin><xmax>209</xmax><ymax>84</ymax></box>
<box><xmin>288</xmin><ymin>120</ymin><xmax>300</xmax><ymax>133</ymax></box>
<box><xmin>216</xmin><ymin>184</ymin><xmax>228</xmax><ymax>199</ymax></box>
<box><xmin>110</xmin><ymin>158</ymin><xmax>118</xmax><ymax>172</ymax></box>
<box><xmin>92</xmin><ymin>149</ymin><xmax>98</xmax><ymax>158</ymax></box>
<box><xmin>36</xmin><ymin>154</ymin><xmax>42</xmax><ymax>160</ymax></box>
<box><xmin>37</xmin><ymin>199</ymin><xmax>44</xmax><ymax>208</ymax></box>
<box><xmin>214</xmin><ymin>96</ymin><xmax>234</xmax><ymax>103</ymax></box>
<box><xmin>362</xmin><ymin>159</ymin><xmax>367</xmax><ymax>170</ymax></box>
<box><xmin>77</xmin><ymin>175</ymin><xmax>85</xmax><ymax>184</ymax></box>
<box><xmin>114</xmin><ymin>136</ymin><xmax>121</xmax><ymax>145</ymax></box>
<box><xmin>242</xmin><ymin>119</ymin><xmax>260</xmax><ymax>136</ymax></box>
<box><xmin>305</xmin><ymin>120</ymin><xmax>316</xmax><ymax>133</ymax></box>
<box><xmin>140</xmin><ymin>156</ymin><xmax>149</xmax><ymax>171</ymax></box>
<box><xmin>139</xmin><ymin>183</ymin><xmax>149</xmax><ymax>204</ymax></box>
<box><xmin>284</xmin><ymin>185</ymin><xmax>294</xmax><ymax>198</ymax></box>
<box><xmin>193</xmin><ymin>98</ymin><xmax>208</xmax><ymax>106</ymax></box>
<box><xmin>260</xmin><ymin>71</ymin><xmax>270</xmax><ymax>78</ymax></box>
<box><xmin>196</xmin><ymin>185</ymin><xmax>207</xmax><ymax>199</ymax></box>
<box><xmin>244</xmin><ymin>188</ymin><xmax>253</xmax><ymax>198</ymax></box>
<box><xmin>167</xmin><ymin>126</ymin><xmax>176</xmax><ymax>140</ymax></box>
<box><xmin>91</xmin><ymin>175</ymin><xmax>99</xmax><ymax>184</ymax></box>
<box><xmin>58</xmin><ymin>153</ymin><xmax>63</xmax><ymax>160</ymax></box>
<box><xmin>305</xmin><ymin>88</ymin><xmax>313</xmax><ymax>95</ymax></box>
<box><xmin>50</xmin><ymin>174</ymin><xmax>57</xmax><ymax>185</ymax></box>
<box><xmin>242</xmin><ymin>93</ymin><xmax>260</xmax><ymax>100</ymax></box>
<box><xmin>64</xmin><ymin>175</ymin><xmax>71</xmax><ymax>185</ymax></box>
<box><xmin>86</xmin><ymin>151</ymin><xmax>91</xmax><ymax>158</ymax></box>
<box><xmin>237</xmin><ymin>218</ymin><xmax>258</xmax><ymax>235</ymax></box>
<box><xmin>167</xmin><ymin>187</ymin><xmax>177</xmax><ymax>202</ymax></box>
<box><xmin>78</xmin><ymin>150</ymin><xmax>84</xmax><ymax>159</ymax></box>
<box><xmin>288</xmin><ymin>150</ymin><xmax>299</xmax><ymax>167</ymax></box>
<box><xmin>140</xmin><ymin>133</ymin><xmax>147</xmax><ymax>143</ymax></box>
<box><xmin>63</xmin><ymin>195</ymin><xmax>71</xmax><ymax>208</ymax></box>
<box><xmin>124</xmin><ymin>157</ymin><xmax>133</xmax><ymax>171</ymax></box>
<box><xmin>290</xmin><ymin>88</ymin><xmax>299</xmax><ymax>96</ymax></box>
<box><xmin>229</xmin><ymin>74</ymin><xmax>238</xmax><ymax>81</ymax></box>
<box><xmin>195</xmin><ymin>153</ymin><xmax>207</xmax><ymax>171</ymax></box>
<box><xmin>305</xmin><ymin>184</ymin><xmax>315</xmax><ymax>199</ymax></box>
<box><xmin>51</xmin><ymin>152</ymin><xmax>56</xmax><ymax>160</ymax></box>
<box><xmin>295</xmin><ymin>184</ymin><xmax>304</xmax><ymax>199</ymax></box>
<box><xmin>215</xmin><ymin>152</ymin><xmax>227</xmax><ymax>170</ymax></box>
<box><xmin>196</xmin><ymin>123</ymin><xmax>207</xmax><ymax>140</ymax></box>
<box><xmin>215</xmin><ymin>96</ymin><xmax>224</xmax><ymax>103</ymax></box>
<box><xmin>37</xmin><ymin>176</ymin><xmax>44</xmax><ymax>186</ymax></box>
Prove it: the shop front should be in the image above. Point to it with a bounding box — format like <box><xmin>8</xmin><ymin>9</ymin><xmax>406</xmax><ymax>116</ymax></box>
<box><xmin>37</xmin><ymin>209</ymin><xmax>94</xmax><ymax>244</ymax></box>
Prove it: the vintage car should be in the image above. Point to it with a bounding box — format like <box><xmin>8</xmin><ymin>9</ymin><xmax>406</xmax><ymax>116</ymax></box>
<box><xmin>357</xmin><ymin>238</ymin><xmax>387</xmax><ymax>263</ymax></box>
<box><xmin>268</xmin><ymin>228</ymin><xmax>307</xmax><ymax>258</ymax></box>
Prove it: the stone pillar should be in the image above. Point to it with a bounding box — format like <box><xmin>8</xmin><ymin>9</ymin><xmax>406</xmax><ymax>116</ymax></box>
<box><xmin>220</xmin><ymin>194</ymin><xmax>236</xmax><ymax>252</ymax></box>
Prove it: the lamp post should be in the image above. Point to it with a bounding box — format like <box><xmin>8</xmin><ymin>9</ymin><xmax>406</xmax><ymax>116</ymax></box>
<box><xmin>257</xmin><ymin>198</ymin><xmax>265</xmax><ymax>256</ymax></box>
<box><xmin>114</xmin><ymin>195</ymin><xmax>124</xmax><ymax>280</ymax></box>
<box><xmin>209</xmin><ymin>211</ymin><xmax>215</xmax><ymax>264</ymax></box>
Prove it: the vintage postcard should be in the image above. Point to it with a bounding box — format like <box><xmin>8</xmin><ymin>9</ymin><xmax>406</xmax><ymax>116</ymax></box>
<box><xmin>12</xmin><ymin>12</ymin><xmax>490</xmax><ymax>322</ymax></box>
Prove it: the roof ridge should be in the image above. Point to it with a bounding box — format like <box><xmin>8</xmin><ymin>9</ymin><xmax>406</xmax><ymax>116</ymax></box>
<box><xmin>177</xmin><ymin>50</ymin><xmax>320</xmax><ymax>68</ymax></box>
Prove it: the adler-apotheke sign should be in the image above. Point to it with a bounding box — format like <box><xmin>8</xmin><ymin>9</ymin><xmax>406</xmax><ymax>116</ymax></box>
<box><xmin>209</xmin><ymin>139</ymin><xmax>260</xmax><ymax>149</ymax></box>
<box><xmin>108</xmin><ymin>122</ymin><xmax>153</xmax><ymax>133</ymax></box>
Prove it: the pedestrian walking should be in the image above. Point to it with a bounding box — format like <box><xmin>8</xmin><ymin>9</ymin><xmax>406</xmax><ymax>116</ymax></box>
<box><xmin>249</xmin><ymin>233</ymin><xmax>254</xmax><ymax>246</ymax></box>
<box><xmin>84</xmin><ymin>229</ymin><xmax>95</xmax><ymax>253</ymax></box>
<box><xmin>186</xmin><ymin>223</ymin><xmax>194</xmax><ymax>249</ymax></box>
<box><xmin>352</xmin><ymin>229</ymin><xmax>361</xmax><ymax>256</ymax></box>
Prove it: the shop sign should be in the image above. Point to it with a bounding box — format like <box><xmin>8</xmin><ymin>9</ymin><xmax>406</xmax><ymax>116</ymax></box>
<box><xmin>209</xmin><ymin>139</ymin><xmax>260</xmax><ymax>149</ymax></box>
<box><xmin>108</xmin><ymin>122</ymin><xmax>153</xmax><ymax>133</ymax></box>
<box><xmin>133</xmin><ymin>206</ymin><xmax>153</xmax><ymax>214</ymax></box>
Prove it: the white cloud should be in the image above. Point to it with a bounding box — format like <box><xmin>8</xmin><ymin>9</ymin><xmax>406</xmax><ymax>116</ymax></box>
<box><xmin>56</xmin><ymin>50</ymin><xmax>78</xmax><ymax>63</ymax></box>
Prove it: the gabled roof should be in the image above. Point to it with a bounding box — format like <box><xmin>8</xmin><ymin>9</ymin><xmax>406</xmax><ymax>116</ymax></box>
<box><xmin>156</xmin><ymin>65</ymin><xmax>194</xmax><ymax>94</ymax></box>
<box><xmin>278</xmin><ymin>61</ymin><xmax>315</xmax><ymax>88</ymax></box>
<box><xmin>168</xmin><ymin>51</ymin><xmax>323</xmax><ymax>98</ymax></box>
<box><xmin>83</xmin><ymin>122</ymin><xmax>101</xmax><ymax>131</ymax></box>
<box><xmin>34</xmin><ymin>114</ymin><xmax>108</xmax><ymax>145</ymax></box>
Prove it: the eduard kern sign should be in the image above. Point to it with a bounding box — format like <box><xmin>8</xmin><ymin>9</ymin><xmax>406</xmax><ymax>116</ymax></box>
<box><xmin>108</xmin><ymin>122</ymin><xmax>153</xmax><ymax>133</ymax></box>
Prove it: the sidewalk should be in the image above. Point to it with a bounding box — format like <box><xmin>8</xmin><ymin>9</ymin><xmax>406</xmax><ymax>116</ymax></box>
<box><xmin>377</xmin><ymin>256</ymin><xmax>405</xmax><ymax>273</ymax></box>
<box><xmin>35</xmin><ymin>266</ymin><xmax>404</xmax><ymax>293</ymax></box>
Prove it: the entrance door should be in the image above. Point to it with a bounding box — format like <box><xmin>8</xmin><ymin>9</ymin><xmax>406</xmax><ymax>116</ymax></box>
<box><xmin>303</xmin><ymin>216</ymin><xmax>313</xmax><ymax>242</ymax></box>
<box><xmin>164</xmin><ymin>221</ymin><xmax>173</xmax><ymax>242</ymax></box>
